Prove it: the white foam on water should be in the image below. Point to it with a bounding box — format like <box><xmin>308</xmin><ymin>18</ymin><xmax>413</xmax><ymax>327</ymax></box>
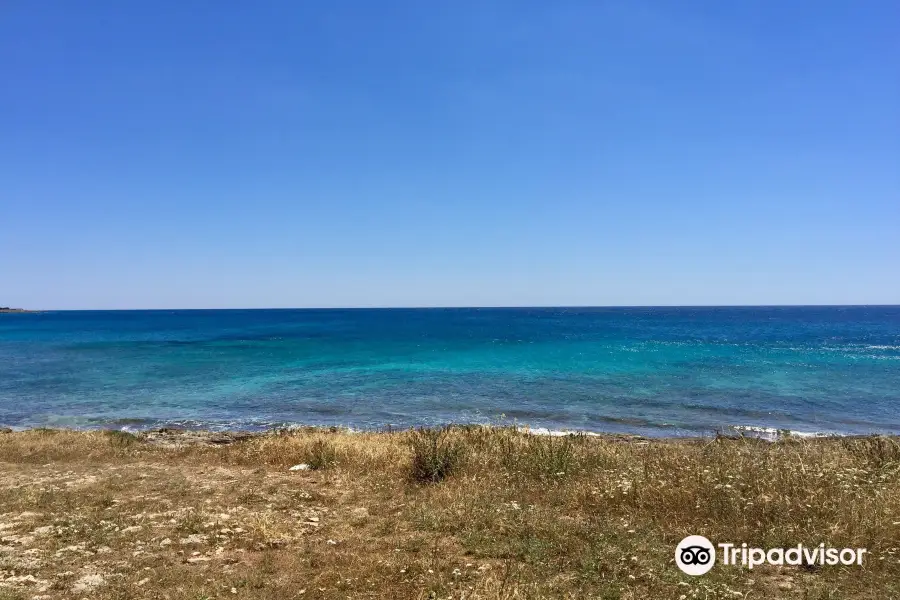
<box><xmin>514</xmin><ymin>425</ymin><xmax>604</xmax><ymax>437</ymax></box>
<box><xmin>279</xmin><ymin>422</ymin><xmax>362</xmax><ymax>434</ymax></box>
<box><xmin>728</xmin><ymin>425</ymin><xmax>836</xmax><ymax>441</ymax></box>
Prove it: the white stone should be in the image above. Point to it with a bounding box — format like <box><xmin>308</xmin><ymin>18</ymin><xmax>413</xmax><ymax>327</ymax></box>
<box><xmin>72</xmin><ymin>574</ymin><xmax>105</xmax><ymax>593</ymax></box>
<box><xmin>179</xmin><ymin>534</ymin><xmax>207</xmax><ymax>545</ymax></box>
<box><xmin>31</xmin><ymin>526</ymin><xmax>54</xmax><ymax>536</ymax></box>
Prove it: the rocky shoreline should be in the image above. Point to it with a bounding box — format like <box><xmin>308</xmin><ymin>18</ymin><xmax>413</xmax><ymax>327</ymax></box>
<box><xmin>2</xmin><ymin>425</ymin><xmax>653</xmax><ymax>448</ymax></box>
<box><xmin>0</xmin><ymin>423</ymin><xmax>865</xmax><ymax>446</ymax></box>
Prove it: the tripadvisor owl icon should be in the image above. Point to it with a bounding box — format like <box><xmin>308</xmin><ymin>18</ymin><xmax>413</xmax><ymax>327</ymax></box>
<box><xmin>676</xmin><ymin>535</ymin><xmax>716</xmax><ymax>575</ymax></box>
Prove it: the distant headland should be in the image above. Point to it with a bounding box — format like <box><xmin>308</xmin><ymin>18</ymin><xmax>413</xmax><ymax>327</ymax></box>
<box><xmin>0</xmin><ymin>307</ymin><xmax>38</xmax><ymax>313</ymax></box>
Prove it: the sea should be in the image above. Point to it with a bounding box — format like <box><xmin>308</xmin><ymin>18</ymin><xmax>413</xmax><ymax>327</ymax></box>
<box><xmin>1</xmin><ymin>307</ymin><xmax>898</xmax><ymax>437</ymax></box>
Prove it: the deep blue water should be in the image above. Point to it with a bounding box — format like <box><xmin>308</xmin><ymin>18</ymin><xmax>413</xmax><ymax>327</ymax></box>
<box><xmin>1</xmin><ymin>307</ymin><xmax>899</xmax><ymax>436</ymax></box>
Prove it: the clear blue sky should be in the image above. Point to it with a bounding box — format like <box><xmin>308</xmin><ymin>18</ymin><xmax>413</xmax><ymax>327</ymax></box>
<box><xmin>2</xmin><ymin>1</ymin><xmax>898</xmax><ymax>309</ymax></box>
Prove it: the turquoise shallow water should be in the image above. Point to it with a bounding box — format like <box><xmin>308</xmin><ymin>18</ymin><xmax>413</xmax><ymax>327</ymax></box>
<box><xmin>1</xmin><ymin>307</ymin><xmax>899</xmax><ymax>436</ymax></box>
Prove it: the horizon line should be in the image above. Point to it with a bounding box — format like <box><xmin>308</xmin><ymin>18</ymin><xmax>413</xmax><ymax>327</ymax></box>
<box><xmin>13</xmin><ymin>304</ymin><xmax>900</xmax><ymax>312</ymax></box>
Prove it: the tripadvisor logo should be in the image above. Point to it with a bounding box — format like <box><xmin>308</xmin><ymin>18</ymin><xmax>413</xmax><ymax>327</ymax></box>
<box><xmin>676</xmin><ymin>535</ymin><xmax>716</xmax><ymax>575</ymax></box>
<box><xmin>675</xmin><ymin>536</ymin><xmax>867</xmax><ymax>575</ymax></box>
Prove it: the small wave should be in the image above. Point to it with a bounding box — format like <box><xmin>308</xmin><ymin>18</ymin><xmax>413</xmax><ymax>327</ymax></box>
<box><xmin>728</xmin><ymin>425</ymin><xmax>836</xmax><ymax>441</ymax></box>
<box><xmin>109</xmin><ymin>417</ymin><xmax>155</xmax><ymax>427</ymax></box>
<box><xmin>276</xmin><ymin>422</ymin><xmax>362</xmax><ymax>434</ymax></box>
<box><xmin>515</xmin><ymin>426</ymin><xmax>605</xmax><ymax>437</ymax></box>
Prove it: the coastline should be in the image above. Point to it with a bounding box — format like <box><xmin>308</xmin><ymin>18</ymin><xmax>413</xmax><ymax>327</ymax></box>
<box><xmin>0</xmin><ymin>422</ymin><xmax>849</xmax><ymax>443</ymax></box>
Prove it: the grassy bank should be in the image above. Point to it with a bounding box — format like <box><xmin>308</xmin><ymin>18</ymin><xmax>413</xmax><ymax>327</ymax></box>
<box><xmin>1</xmin><ymin>427</ymin><xmax>899</xmax><ymax>599</ymax></box>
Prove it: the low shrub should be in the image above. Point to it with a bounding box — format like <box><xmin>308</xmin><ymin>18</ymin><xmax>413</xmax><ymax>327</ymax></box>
<box><xmin>499</xmin><ymin>432</ymin><xmax>581</xmax><ymax>479</ymax></box>
<box><xmin>305</xmin><ymin>438</ymin><xmax>338</xmax><ymax>470</ymax></box>
<box><xmin>104</xmin><ymin>429</ymin><xmax>139</xmax><ymax>448</ymax></box>
<box><xmin>408</xmin><ymin>427</ymin><xmax>466</xmax><ymax>483</ymax></box>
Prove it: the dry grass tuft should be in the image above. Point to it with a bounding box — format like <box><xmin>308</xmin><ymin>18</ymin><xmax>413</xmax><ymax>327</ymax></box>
<box><xmin>408</xmin><ymin>427</ymin><xmax>467</xmax><ymax>483</ymax></box>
